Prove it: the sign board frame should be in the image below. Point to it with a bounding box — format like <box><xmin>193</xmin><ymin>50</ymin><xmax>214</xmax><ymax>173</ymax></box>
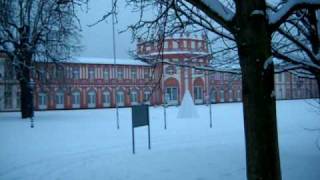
<box><xmin>131</xmin><ymin>105</ymin><xmax>151</xmax><ymax>154</ymax></box>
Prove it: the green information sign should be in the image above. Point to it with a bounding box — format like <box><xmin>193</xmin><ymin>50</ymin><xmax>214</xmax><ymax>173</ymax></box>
<box><xmin>131</xmin><ymin>105</ymin><xmax>151</xmax><ymax>154</ymax></box>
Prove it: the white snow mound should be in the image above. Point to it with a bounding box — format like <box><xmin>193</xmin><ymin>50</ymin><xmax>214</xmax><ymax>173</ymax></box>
<box><xmin>177</xmin><ymin>90</ymin><xmax>199</xmax><ymax>119</ymax></box>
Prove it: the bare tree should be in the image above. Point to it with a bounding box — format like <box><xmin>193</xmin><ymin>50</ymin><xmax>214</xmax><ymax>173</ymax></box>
<box><xmin>0</xmin><ymin>0</ymin><xmax>87</xmax><ymax>118</ymax></box>
<box><xmin>99</xmin><ymin>1</ymin><xmax>320</xmax><ymax>180</ymax></box>
<box><xmin>272</xmin><ymin>9</ymin><xmax>320</xmax><ymax>99</ymax></box>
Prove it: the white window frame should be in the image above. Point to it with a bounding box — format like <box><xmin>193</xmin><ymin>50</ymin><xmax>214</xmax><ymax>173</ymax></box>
<box><xmin>117</xmin><ymin>68</ymin><xmax>124</xmax><ymax>79</ymax></box>
<box><xmin>116</xmin><ymin>91</ymin><xmax>125</xmax><ymax>106</ymax></box>
<box><xmin>131</xmin><ymin>68</ymin><xmax>137</xmax><ymax>79</ymax></box>
<box><xmin>191</xmin><ymin>41</ymin><xmax>196</xmax><ymax>49</ymax></box>
<box><xmin>172</xmin><ymin>41</ymin><xmax>178</xmax><ymax>49</ymax></box>
<box><xmin>211</xmin><ymin>89</ymin><xmax>216</xmax><ymax>103</ymax></box>
<box><xmin>89</xmin><ymin>67</ymin><xmax>95</xmax><ymax>80</ymax></box>
<box><xmin>130</xmin><ymin>91</ymin><xmax>138</xmax><ymax>105</ymax></box>
<box><xmin>164</xmin><ymin>41</ymin><xmax>169</xmax><ymax>49</ymax></box>
<box><xmin>228</xmin><ymin>90</ymin><xmax>233</xmax><ymax>102</ymax></box>
<box><xmin>55</xmin><ymin>91</ymin><xmax>64</xmax><ymax>109</ymax></box>
<box><xmin>194</xmin><ymin>86</ymin><xmax>203</xmax><ymax>104</ymax></box>
<box><xmin>165</xmin><ymin>87</ymin><xmax>178</xmax><ymax>105</ymax></box>
<box><xmin>220</xmin><ymin>90</ymin><xmax>225</xmax><ymax>102</ymax></box>
<box><xmin>143</xmin><ymin>91</ymin><xmax>151</xmax><ymax>104</ymax></box>
<box><xmin>73</xmin><ymin>67</ymin><xmax>80</xmax><ymax>80</ymax></box>
<box><xmin>103</xmin><ymin>69</ymin><xmax>109</xmax><ymax>80</ymax></box>
<box><xmin>39</xmin><ymin>92</ymin><xmax>47</xmax><ymax>109</ymax></box>
<box><xmin>237</xmin><ymin>90</ymin><xmax>241</xmax><ymax>101</ymax></box>
<box><xmin>102</xmin><ymin>91</ymin><xmax>111</xmax><ymax>107</ymax></box>
<box><xmin>72</xmin><ymin>91</ymin><xmax>81</xmax><ymax>108</ymax></box>
<box><xmin>87</xmin><ymin>90</ymin><xmax>96</xmax><ymax>108</ymax></box>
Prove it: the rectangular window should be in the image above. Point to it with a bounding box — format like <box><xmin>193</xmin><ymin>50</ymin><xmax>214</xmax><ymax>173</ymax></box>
<box><xmin>117</xmin><ymin>68</ymin><xmax>124</xmax><ymax>79</ymax></box>
<box><xmin>131</xmin><ymin>68</ymin><xmax>137</xmax><ymax>79</ymax></box>
<box><xmin>164</xmin><ymin>41</ymin><xmax>169</xmax><ymax>49</ymax></box>
<box><xmin>39</xmin><ymin>93</ymin><xmax>47</xmax><ymax>109</ymax></box>
<box><xmin>55</xmin><ymin>67</ymin><xmax>64</xmax><ymax>80</ymax></box>
<box><xmin>144</xmin><ymin>69</ymin><xmax>150</xmax><ymax>79</ymax></box>
<box><xmin>72</xmin><ymin>67</ymin><xmax>80</xmax><ymax>80</ymax></box>
<box><xmin>198</xmin><ymin>41</ymin><xmax>202</xmax><ymax>49</ymax></box>
<box><xmin>88</xmin><ymin>67</ymin><xmax>95</xmax><ymax>80</ymax></box>
<box><xmin>191</xmin><ymin>41</ymin><xmax>196</xmax><ymax>49</ymax></box>
<box><xmin>103</xmin><ymin>68</ymin><xmax>109</xmax><ymax>80</ymax></box>
<box><xmin>166</xmin><ymin>87</ymin><xmax>178</xmax><ymax>103</ymax></box>
<box><xmin>194</xmin><ymin>87</ymin><xmax>203</xmax><ymax>100</ymax></box>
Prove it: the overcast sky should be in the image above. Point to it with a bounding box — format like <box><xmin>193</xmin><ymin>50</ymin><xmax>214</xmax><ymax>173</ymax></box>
<box><xmin>77</xmin><ymin>0</ymin><xmax>136</xmax><ymax>59</ymax></box>
<box><xmin>77</xmin><ymin>0</ymin><xmax>281</xmax><ymax>59</ymax></box>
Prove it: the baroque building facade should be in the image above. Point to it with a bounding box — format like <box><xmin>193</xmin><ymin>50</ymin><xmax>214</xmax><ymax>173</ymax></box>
<box><xmin>0</xmin><ymin>34</ymin><xmax>319</xmax><ymax>111</ymax></box>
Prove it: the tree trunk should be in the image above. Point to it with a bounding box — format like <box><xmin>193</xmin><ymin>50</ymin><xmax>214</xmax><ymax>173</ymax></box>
<box><xmin>235</xmin><ymin>1</ymin><xmax>281</xmax><ymax>179</ymax></box>
<box><xmin>17</xmin><ymin>25</ymin><xmax>34</xmax><ymax>119</ymax></box>
<box><xmin>19</xmin><ymin>64</ymin><xmax>34</xmax><ymax>119</ymax></box>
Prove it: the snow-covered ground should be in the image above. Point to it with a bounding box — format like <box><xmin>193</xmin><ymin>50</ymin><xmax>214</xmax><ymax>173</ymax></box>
<box><xmin>0</xmin><ymin>100</ymin><xmax>319</xmax><ymax>180</ymax></box>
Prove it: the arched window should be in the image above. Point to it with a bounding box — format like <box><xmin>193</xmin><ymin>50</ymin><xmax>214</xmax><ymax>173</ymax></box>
<box><xmin>237</xmin><ymin>89</ymin><xmax>241</xmax><ymax>101</ymax></box>
<box><xmin>38</xmin><ymin>92</ymin><xmax>47</xmax><ymax>109</ymax></box>
<box><xmin>211</xmin><ymin>89</ymin><xmax>216</xmax><ymax>103</ymax></box>
<box><xmin>228</xmin><ymin>90</ymin><xmax>233</xmax><ymax>102</ymax></box>
<box><xmin>130</xmin><ymin>90</ymin><xmax>138</xmax><ymax>105</ymax></box>
<box><xmin>87</xmin><ymin>90</ymin><xmax>96</xmax><ymax>108</ymax></box>
<box><xmin>143</xmin><ymin>90</ymin><xmax>151</xmax><ymax>104</ymax></box>
<box><xmin>72</xmin><ymin>90</ymin><xmax>81</xmax><ymax>108</ymax></box>
<box><xmin>116</xmin><ymin>90</ymin><xmax>125</xmax><ymax>106</ymax></box>
<box><xmin>55</xmin><ymin>90</ymin><xmax>64</xmax><ymax>109</ymax></box>
<box><xmin>102</xmin><ymin>90</ymin><xmax>111</xmax><ymax>107</ymax></box>
<box><xmin>220</xmin><ymin>90</ymin><xmax>225</xmax><ymax>102</ymax></box>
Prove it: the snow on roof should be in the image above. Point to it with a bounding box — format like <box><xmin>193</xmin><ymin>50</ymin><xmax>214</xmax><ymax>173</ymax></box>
<box><xmin>141</xmin><ymin>51</ymin><xmax>210</xmax><ymax>56</ymax></box>
<box><xmin>67</xmin><ymin>57</ymin><xmax>150</xmax><ymax>66</ymax></box>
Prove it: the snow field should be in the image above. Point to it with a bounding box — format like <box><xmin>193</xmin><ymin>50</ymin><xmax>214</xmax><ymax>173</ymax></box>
<box><xmin>0</xmin><ymin>100</ymin><xmax>319</xmax><ymax>180</ymax></box>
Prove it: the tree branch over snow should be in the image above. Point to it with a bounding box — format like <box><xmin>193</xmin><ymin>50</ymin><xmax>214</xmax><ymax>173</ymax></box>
<box><xmin>269</xmin><ymin>0</ymin><xmax>320</xmax><ymax>30</ymax></box>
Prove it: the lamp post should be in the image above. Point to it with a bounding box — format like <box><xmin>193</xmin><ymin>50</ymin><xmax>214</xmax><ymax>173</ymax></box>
<box><xmin>27</xmin><ymin>78</ymin><xmax>35</xmax><ymax>128</ymax></box>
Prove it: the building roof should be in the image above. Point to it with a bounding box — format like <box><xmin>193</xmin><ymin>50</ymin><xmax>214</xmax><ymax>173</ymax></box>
<box><xmin>67</xmin><ymin>57</ymin><xmax>150</xmax><ymax>66</ymax></box>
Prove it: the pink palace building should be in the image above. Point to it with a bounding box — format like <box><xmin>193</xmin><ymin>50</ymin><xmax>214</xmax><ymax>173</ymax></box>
<box><xmin>0</xmin><ymin>34</ymin><xmax>318</xmax><ymax>111</ymax></box>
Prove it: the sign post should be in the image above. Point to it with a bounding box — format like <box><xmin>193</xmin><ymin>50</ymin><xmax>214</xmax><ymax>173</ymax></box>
<box><xmin>207</xmin><ymin>95</ymin><xmax>213</xmax><ymax>128</ymax></box>
<box><xmin>131</xmin><ymin>105</ymin><xmax>151</xmax><ymax>154</ymax></box>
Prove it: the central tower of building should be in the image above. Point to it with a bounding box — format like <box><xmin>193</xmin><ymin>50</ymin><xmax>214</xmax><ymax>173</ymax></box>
<box><xmin>136</xmin><ymin>33</ymin><xmax>211</xmax><ymax>105</ymax></box>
